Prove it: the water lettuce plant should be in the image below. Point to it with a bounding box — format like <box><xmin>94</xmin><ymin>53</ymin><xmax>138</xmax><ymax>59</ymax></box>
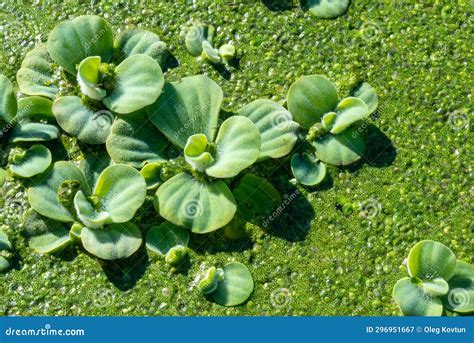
<box><xmin>27</xmin><ymin>163</ymin><xmax>146</xmax><ymax>260</ymax></box>
<box><xmin>198</xmin><ymin>262</ymin><xmax>254</xmax><ymax>307</ymax></box>
<box><xmin>392</xmin><ymin>240</ymin><xmax>474</xmax><ymax>316</ymax></box>
<box><xmin>286</xmin><ymin>75</ymin><xmax>378</xmax><ymax>185</ymax></box>
<box><xmin>0</xmin><ymin>76</ymin><xmax>59</xmax><ymax>143</ymax></box>
<box><xmin>185</xmin><ymin>23</ymin><xmax>236</xmax><ymax>64</ymax></box>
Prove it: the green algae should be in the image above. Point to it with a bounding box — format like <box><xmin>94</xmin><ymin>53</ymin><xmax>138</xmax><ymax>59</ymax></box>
<box><xmin>0</xmin><ymin>0</ymin><xmax>472</xmax><ymax>316</ymax></box>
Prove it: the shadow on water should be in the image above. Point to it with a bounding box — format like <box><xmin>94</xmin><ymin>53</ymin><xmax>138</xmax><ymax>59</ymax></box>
<box><xmin>100</xmin><ymin>248</ymin><xmax>149</xmax><ymax>291</ymax></box>
<box><xmin>262</xmin><ymin>0</ymin><xmax>296</xmax><ymax>11</ymax></box>
<box><xmin>264</xmin><ymin>179</ymin><xmax>315</xmax><ymax>242</ymax></box>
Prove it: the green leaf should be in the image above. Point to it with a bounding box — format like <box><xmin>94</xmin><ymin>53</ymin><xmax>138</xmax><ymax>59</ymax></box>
<box><xmin>0</xmin><ymin>228</ymin><xmax>12</xmax><ymax>251</ymax></box>
<box><xmin>140</xmin><ymin>162</ymin><xmax>164</xmax><ymax>190</ymax></box>
<box><xmin>24</xmin><ymin>210</ymin><xmax>72</xmax><ymax>253</ymax></box>
<box><xmin>47</xmin><ymin>15</ymin><xmax>114</xmax><ymax>75</ymax></box>
<box><xmin>81</xmin><ymin>223</ymin><xmax>142</xmax><ymax>260</ymax></box>
<box><xmin>69</xmin><ymin>222</ymin><xmax>84</xmax><ymax>241</ymax></box>
<box><xmin>206</xmin><ymin>116</ymin><xmax>261</xmax><ymax>178</ymax></box>
<box><xmin>10</xmin><ymin>144</ymin><xmax>52</xmax><ymax>178</ymax></box>
<box><xmin>184</xmin><ymin>134</ymin><xmax>215</xmax><ymax>172</ymax></box>
<box><xmin>29</xmin><ymin>227</ymin><xmax>72</xmax><ymax>254</ymax></box>
<box><xmin>106</xmin><ymin>111</ymin><xmax>169</xmax><ymax>168</ymax></box>
<box><xmin>219</xmin><ymin>44</ymin><xmax>236</xmax><ymax>60</ymax></box>
<box><xmin>28</xmin><ymin>161</ymin><xmax>91</xmax><ymax>222</ymax></box>
<box><xmin>287</xmin><ymin>75</ymin><xmax>338</xmax><ymax>129</ymax></box>
<box><xmin>0</xmin><ymin>168</ymin><xmax>6</xmax><ymax>187</ymax></box>
<box><xmin>77</xmin><ymin>56</ymin><xmax>106</xmax><ymax>100</ymax></box>
<box><xmin>16</xmin><ymin>96</ymin><xmax>55</xmax><ymax>123</ymax></box>
<box><xmin>0</xmin><ymin>74</ymin><xmax>17</xmax><ymax>123</ymax></box>
<box><xmin>53</xmin><ymin>96</ymin><xmax>113</xmax><ymax>145</ymax></box>
<box><xmin>442</xmin><ymin>261</ymin><xmax>474</xmax><ymax>313</ymax></box>
<box><xmin>75</xmin><ymin>165</ymin><xmax>147</xmax><ymax>227</ymax></box>
<box><xmin>79</xmin><ymin>150</ymin><xmax>112</xmax><ymax>189</ymax></box>
<box><xmin>306</xmin><ymin>0</ymin><xmax>350</xmax><ymax>19</ymax></box>
<box><xmin>199</xmin><ymin>267</ymin><xmax>223</xmax><ymax>294</ymax></box>
<box><xmin>148</xmin><ymin>75</ymin><xmax>223</xmax><ymax>149</ymax></box>
<box><xmin>313</xmin><ymin>127</ymin><xmax>366</xmax><ymax>166</ymax></box>
<box><xmin>202</xmin><ymin>41</ymin><xmax>221</xmax><ymax>64</ymax></box>
<box><xmin>407</xmin><ymin>240</ymin><xmax>457</xmax><ymax>280</ymax></box>
<box><xmin>352</xmin><ymin>82</ymin><xmax>378</xmax><ymax>115</ymax></box>
<box><xmin>329</xmin><ymin>97</ymin><xmax>370</xmax><ymax>134</ymax></box>
<box><xmin>155</xmin><ymin>172</ymin><xmax>237</xmax><ymax>234</ymax></box>
<box><xmin>421</xmin><ymin>278</ymin><xmax>449</xmax><ymax>297</ymax></box>
<box><xmin>392</xmin><ymin>277</ymin><xmax>443</xmax><ymax>316</ymax></box>
<box><xmin>0</xmin><ymin>257</ymin><xmax>10</xmax><ymax>272</ymax></box>
<box><xmin>146</xmin><ymin>222</ymin><xmax>189</xmax><ymax>256</ymax></box>
<box><xmin>238</xmin><ymin>99</ymin><xmax>299</xmax><ymax>160</ymax></box>
<box><xmin>212</xmin><ymin>262</ymin><xmax>254</xmax><ymax>307</ymax></box>
<box><xmin>185</xmin><ymin>24</ymin><xmax>215</xmax><ymax>57</ymax></box>
<box><xmin>291</xmin><ymin>152</ymin><xmax>326</xmax><ymax>186</ymax></box>
<box><xmin>16</xmin><ymin>44</ymin><xmax>59</xmax><ymax>99</ymax></box>
<box><xmin>232</xmin><ymin>173</ymin><xmax>281</xmax><ymax>221</ymax></box>
<box><xmin>74</xmin><ymin>191</ymin><xmax>110</xmax><ymax>229</ymax></box>
<box><xmin>103</xmin><ymin>54</ymin><xmax>164</xmax><ymax>114</ymax></box>
<box><xmin>114</xmin><ymin>29</ymin><xmax>169</xmax><ymax>68</ymax></box>
<box><xmin>9</xmin><ymin>123</ymin><xmax>59</xmax><ymax>143</ymax></box>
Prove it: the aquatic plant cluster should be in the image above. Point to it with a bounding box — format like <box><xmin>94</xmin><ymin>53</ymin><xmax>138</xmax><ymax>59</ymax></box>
<box><xmin>0</xmin><ymin>3</ymin><xmax>472</xmax><ymax>315</ymax></box>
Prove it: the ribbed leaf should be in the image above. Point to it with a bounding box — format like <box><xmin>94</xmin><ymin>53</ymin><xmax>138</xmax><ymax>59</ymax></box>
<box><xmin>148</xmin><ymin>75</ymin><xmax>222</xmax><ymax>148</ymax></box>
<box><xmin>77</xmin><ymin>56</ymin><xmax>106</xmax><ymax>100</ymax></box>
<box><xmin>114</xmin><ymin>29</ymin><xmax>168</xmax><ymax>68</ymax></box>
<box><xmin>155</xmin><ymin>172</ymin><xmax>237</xmax><ymax>234</ymax></box>
<box><xmin>313</xmin><ymin>127</ymin><xmax>365</xmax><ymax>166</ymax></box>
<box><xmin>287</xmin><ymin>75</ymin><xmax>338</xmax><ymax>128</ymax></box>
<box><xmin>146</xmin><ymin>222</ymin><xmax>189</xmax><ymax>256</ymax></box>
<box><xmin>392</xmin><ymin>277</ymin><xmax>443</xmax><ymax>316</ymax></box>
<box><xmin>103</xmin><ymin>54</ymin><xmax>164</xmax><ymax>114</ymax></box>
<box><xmin>291</xmin><ymin>152</ymin><xmax>326</xmax><ymax>186</ymax></box>
<box><xmin>0</xmin><ymin>74</ymin><xmax>17</xmax><ymax>123</ymax></box>
<box><xmin>81</xmin><ymin>223</ymin><xmax>142</xmax><ymax>260</ymax></box>
<box><xmin>329</xmin><ymin>97</ymin><xmax>369</xmax><ymax>134</ymax></box>
<box><xmin>16</xmin><ymin>44</ymin><xmax>59</xmax><ymax>99</ymax></box>
<box><xmin>238</xmin><ymin>99</ymin><xmax>299</xmax><ymax>160</ymax></box>
<box><xmin>9</xmin><ymin>123</ymin><xmax>59</xmax><ymax>143</ymax></box>
<box><xmin>10</xmin><ymin>144</ymin><xmax>52</xmax><ymax>178</ymax></box>
<box><xmin>205</xmin><ymin>116</ymin><xmax>261</xmax><ymax>178</ymax></box>
<box><xmin>352</xmin><ymin>82</ymin><xmax>378</xmax><ymax>115</ymax></box>
<box><xmin>185</xmin><ymin>24</ymin><xmax>215</xmax><ymax>56</ymax></box>
<box><xmin>407</xmin><ymin>240</ymin><xmax>456</xmax><ymax>280</ymax></box>
<box><xmin>28</xmin><ymin>161</ymin><xmax>91</xmax><ymax>222</ymax></box>
<box><xmin>53</xmin><ymin>96</ymin><xmax>113</xmax><ymax>145</ymax></box>
<box><xmin>442</xmin><ymin>261</ymin><xmax>474</xmax><ymax>313</ymax></box>
<box><xmin>47</xmin><ymin>15</ymin><xmax>114</xmax><ymax>75</ymax></box>
<box><xmin>16</xmin><ymin>96</ymin><xmax>55</xmax><ymax>123</ymax></box>
<box><xmin>212</xmin><ymin>262</ymin><xmax>254</xmax><ymax>307</ymax></box>
<box><xmin>106</xmin><ymin>111</ymin><xmax>168</xmax><ymax>168</ymax></box>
